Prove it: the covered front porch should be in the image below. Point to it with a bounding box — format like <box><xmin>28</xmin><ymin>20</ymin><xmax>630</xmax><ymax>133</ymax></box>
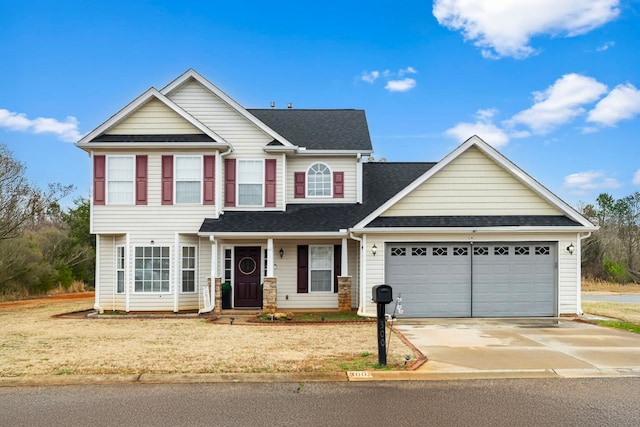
<box><xmin>197</xmin><ymin>233</ymin><xmax>360</xmax><ymax>314</ymax></box>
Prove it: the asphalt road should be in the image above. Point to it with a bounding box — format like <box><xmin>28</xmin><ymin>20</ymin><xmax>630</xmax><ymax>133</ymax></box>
<box><xmin>582</xmin><ymin>294</ymin><xmax>640</xmax><ymax>303</ymax></box>
<box><xmin>1</xmin><ymin>378</ymin><xmax>639</xmax><ymax>426</ymax></box>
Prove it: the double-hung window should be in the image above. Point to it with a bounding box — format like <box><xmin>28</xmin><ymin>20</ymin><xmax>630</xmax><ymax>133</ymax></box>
<box><xmin>307</xmin><ymin>163</ymin><xmax>331</xmax><ymax>197</ymax></box>
<box><xmin>309</xmin><ymin>245</ymin><xmax>333</xmax><ymax>292</ymax></box>
<box><xmin>116</xmin><ymin>246</ymin><xmax>125</xmax><ymax>293</ymax></box>
<box><xmin>181</xmin><ymin>246</ymin><xmax>196</xmax><ymax>293</ymax></box>
<box><xmin>175</xmin><ymin>156</ymin><xmax>202</xmax><ymax>204</ymax></box>
<box><xmin>237</xmin><ymin>160</ymin><xmax>263</xmax><ymax>206</ymax></box>
<box><xmin>107</xmin><ymin>156</ymin><xmax>134</xmax><ymax>204</ymax></box>
<box><xmin>134</xmin><ymin>246</ymin><xmax>170</xmax><ymax>293</ymax></box>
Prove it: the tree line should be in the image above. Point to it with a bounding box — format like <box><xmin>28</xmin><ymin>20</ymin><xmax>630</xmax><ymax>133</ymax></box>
<box><xmin>0</xmin><ymin>144</ymin><xmax>94</xmax><ymax>299</ymax></box>
<box><xmin>581</xmin><ymin>192</ymin><xmax>640</xmax><ymax>283</ymax></box>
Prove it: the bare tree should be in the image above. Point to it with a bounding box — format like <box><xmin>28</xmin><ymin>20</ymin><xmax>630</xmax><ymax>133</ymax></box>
<box><xmin>0</xmin><ymin>144</ymin><xmax>73</xmax><ymax>240</ymax></box>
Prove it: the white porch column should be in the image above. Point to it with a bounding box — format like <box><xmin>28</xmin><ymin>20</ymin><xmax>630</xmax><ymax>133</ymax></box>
<box><xmin>341</xmin><ymin>237</ymin><xmax>348</xmax><ymax>276</ymax></box>
<box><xmin>210</xmin><ymin>236</ymin><xmax>218</xmax><ymax>306</ymax></box>
<box><xmin>267</xmin><ymin>238</ymin><xmax>274</xmax><ymax>277</ymax></box>
<box><xmin>125</xmin><ymin>233</ymin><xmax>130</xmax><ymax>312</ymax></box>
<box><xmin>174</xmin><ymin>233</ymin><xmax>179</xmax><ymax>312</ymax></box>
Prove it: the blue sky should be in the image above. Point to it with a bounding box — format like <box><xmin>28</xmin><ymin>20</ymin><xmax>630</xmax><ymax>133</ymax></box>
<box><xmin>1</xmin><ymin>0</ymin><xmax>639</xmax><ymax>208</ymax></box>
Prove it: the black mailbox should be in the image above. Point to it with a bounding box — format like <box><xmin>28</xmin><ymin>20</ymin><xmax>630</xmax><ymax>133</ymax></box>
<box><xmin>372</xmin><ymin>284</ymin><xmax>393</xmax><ymax>304</ymax></box>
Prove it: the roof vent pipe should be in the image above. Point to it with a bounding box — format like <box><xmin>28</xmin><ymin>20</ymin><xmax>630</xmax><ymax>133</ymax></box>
<box><xmin>287</xmin><ymin>103</ymin><xmax>292</xmax><ymax>109</ymax></box>
<box><xmin>270</xmin><ymin>101</ymin><xmax>275</xmax><ymax>109</ymax></box>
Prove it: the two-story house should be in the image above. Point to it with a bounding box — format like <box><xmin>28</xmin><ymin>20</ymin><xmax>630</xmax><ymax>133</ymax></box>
<box><xmin>76</xmin><ymin>69</ymin><xmax>597</xmax><ymax>318</ymax></box>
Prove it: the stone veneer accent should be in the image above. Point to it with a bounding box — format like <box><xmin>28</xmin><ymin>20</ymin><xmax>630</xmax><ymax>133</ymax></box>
<box><xmin>338</xmin><ymin>276</ymin><xmax>352</xmax><ymax>312</ymax></box>
<box><xmin>214</xmin><ymin>277</ymin><xmax>222</xmax><ymax>315</ymax></box>
<box><xmin>262</xmin><ymin>277</ymin><xmax>277</xmax><ymax>312</ymax></box>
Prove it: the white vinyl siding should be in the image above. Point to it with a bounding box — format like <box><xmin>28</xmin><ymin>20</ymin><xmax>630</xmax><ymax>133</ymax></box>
<box><xmin>175</xmin><ymin>156</ymin><xmax>202</xmax><ymax>204</ymax></box>
<box><xmin>288</xmin><ymin>157</ymin><xmax>358</xmax><ymax>203</ymax></box>
<box><xmin>134</xmin><ymin>246</ymin><xmax>171</xmax><ymax>293</ymax></box>
<box><xmin>307</xmin><ymin>163</ymin><xmax>332</xmax><ymax>197</ymax></box>
<box><xmin>237</xmin><ymin>159</ymin><xmax>264</xmax><ymax>206</ymax></box>
<box><xmin>106</xmin><ymin>98</ymin><xmax>201</xmax><ymax>134</ymax></box>
<box><xmin>381</xmin><ymin>146</ymin><xmax>563</xmax><ymax>217</ymax></box>
<box><xmin>309</xmin><ymin>245</ymin><xmax>333</xmax><ymax>292</ymax></box>
<box><xmin>107</xmin><ymin>156</ymin><xmax>134</xmax><ymax>204</ymax></box>
<box><xmin>167</xmin><ymin>80</ymin><xmax>273</xmax><ymax>155</ymax></box>
<box><xmin>181</xmin><ymin>246</ymin><xmax>196</xmax><ymax>293</ymax></box>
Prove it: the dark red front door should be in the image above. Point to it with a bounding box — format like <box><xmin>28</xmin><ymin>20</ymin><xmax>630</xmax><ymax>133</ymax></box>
<box><xmin>234</xmin><ymin>247</ymin><xmax>262</xmax><ymax>308</ymax></box>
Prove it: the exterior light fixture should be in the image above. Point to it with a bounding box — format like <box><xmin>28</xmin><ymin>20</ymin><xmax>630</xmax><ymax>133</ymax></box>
<box><xmin>566</xmin><ymin>243</ymin><xmax>575</xmax><ymax>254</ymax></box>
<box><xmin>371</xmin><ymin>244</ymin><xmax>378</xmax><ymax>256</ymax></box>
<box><xmin>279</xmin><ymin>248</ymin><xmax>285</xmax><ymax>258</ymax></box>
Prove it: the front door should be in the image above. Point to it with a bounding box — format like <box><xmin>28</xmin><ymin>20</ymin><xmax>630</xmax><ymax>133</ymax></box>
<box><xmin>234</xmin><ymin>246</ymin><xmax>262</xmax><ymax>308</ymax></box>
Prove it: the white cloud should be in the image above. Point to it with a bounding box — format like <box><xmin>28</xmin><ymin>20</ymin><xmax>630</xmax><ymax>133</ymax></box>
<box><xmin>596</xmin><ymin>41</ymin><xmax>615</xmax><ymax>51</ymax></box>
<box><xmin>563</xmin><ymin>170</ymin><xmax>621</xmax><ymax>190</ymax></box>
<box><xmin>508</xmin><ymin>73</ymin><xmax>608</xmax><ymax>134</ymax></box>
<box><xmin>0</xmin><ymin>108</ymin><xmax>81</xmax><ymax>142</ymax></box>
<box><xmin>361</xmin><ymin>71</ymin><xmax>380</xmax><ymax>83</ymax></box>
<box><xmin>361</xmin><ymin>67</ymin><xmax>419</xmax><ymax>92</ymax></box>
<box><xmin>444</xmin><ymin>109</ymin><xmax>510</xmax><ymax>147</ymax></box>
<box><xmin>633</xmin><ymin>169</ymin><xmax>640</xmax><ymax>185</ymax></box>
<box><xmin>433</xmin><ymin>0</ymin><xmax>620</xmax><ymax>59</ymax></box>
<box><xmin>587</xmin><ymin>83</ymin><xmax>640</xmax><ymax>126</ymax></box>
<box><xmin>385</xmin><ymin>78</ymin><xmax>417</xmax><ymax>92</ymax></box>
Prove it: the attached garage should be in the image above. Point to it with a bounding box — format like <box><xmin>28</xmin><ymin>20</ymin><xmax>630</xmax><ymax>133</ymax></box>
<box><xmin>385</xmin><ymin>242</ymin><xmax>556</xmax><ymax>317</ymax></box>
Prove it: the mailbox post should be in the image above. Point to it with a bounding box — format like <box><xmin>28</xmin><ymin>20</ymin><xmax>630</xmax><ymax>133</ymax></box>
<box><xmin>371</xmin><ymin>284</ymin><xmax>393</xmax><ymax>366</ymax></box>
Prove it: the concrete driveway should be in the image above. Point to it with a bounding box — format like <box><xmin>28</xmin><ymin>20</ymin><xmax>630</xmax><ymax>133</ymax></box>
<box><xmin>393</xmin><ymin>318</ymin><xmax>640</xmax><ymax>376</ymax></box>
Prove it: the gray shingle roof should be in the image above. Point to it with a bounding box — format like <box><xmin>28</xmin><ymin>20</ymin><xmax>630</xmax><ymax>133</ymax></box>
<box><xmin>366</xmin><ymin>215</ymin><xmax>582</xmax><ymax>228</ymax></box>
<box><xmin>91</xmin><ymin>134</ymin><xmax>215</xmax><ymax>143</ymax></box>
<box><xmin>247</xmin><ymin>109</ymin><xmax>373</xmax><ymax>151</ymax></box>
<box><xmin>199</xmin><ymin>162</ymin><xmax>434</xmax><ymax>233</ymax></box>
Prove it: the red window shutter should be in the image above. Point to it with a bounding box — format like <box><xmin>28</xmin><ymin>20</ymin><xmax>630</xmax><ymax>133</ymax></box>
<box><xmin>294</xmin><ymin>172</ymin><xmax>305</xmax><ymax>198</ymax></box>
<box><xmin>334</xmin><ymin>245</ymin><xmax>342</xmax><ymax>293</ymax></box>
<box><xmin>333</xmin><ymin>172</ymin><xmax>344</xmax><ymax>198</ymax></box>
<box><xmin>225</xmin><ymin>159</ymin><xmax>236</xmax><ymax>207</ymax></box>
<box><xmin>135</xmin><ymin>155</ymin><xmax>148</xmax><ymax>205</ymax></box>
<box><xmin>161</xmin><ymin>155</ymin><xmax>173</xmax><ymax>205</ymax></box>
<box><xmin>93</xmin><ymin>155</ymin><xmax>105</xmax><ymax>205</ymax></box>
<box><xmin>265</xmin><ymin>159</ymin><xmax>276</xmax><ymax>207</ymax></box>
<box><xmin>203</xmin><ymin>155</ymin><xmax>215</xmax><ymax>205</ymax></box>
<box><xmin>297</xmin><ymin>245</ymin><xmax>309</xmax><ymax>293</ymax></box>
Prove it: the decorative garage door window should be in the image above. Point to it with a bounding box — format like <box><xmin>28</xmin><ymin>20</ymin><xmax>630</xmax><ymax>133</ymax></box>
<box><xmin>494</xmin><ymin>246</ymin><xmax>509</xmax><ymax>255</ymax></box>
<box><xmin>453</xmin><ymin>247</ymin><xmax>468</xmax><ymax>256</ymax></box>
<box><xmin>391</xmin><ymin>247</ymin><xmax>406</xmax><ymax>256</ymax></box>
<box><xmin>474</xmin><ymin>246</ymin><xmax>489</xmax><ymax>256</ymax></box>
<box><xmin>535</xmin><ymin>246</ymin><xmax>550</xmax><ymax>255</ymax></box>
<box><xmin>411</xmin><ymin>247</ymin><xmax>427</xmax><ymax>256</ymax></box>
<box><xmin>432</xmin><ymin>247</ymin><xmax>448</xmax><ymax>256</ymax></box>
<box><xmin>515</xmin><ymin>246</ymin><xmax>530</xmax><ymax>255</ymax></box>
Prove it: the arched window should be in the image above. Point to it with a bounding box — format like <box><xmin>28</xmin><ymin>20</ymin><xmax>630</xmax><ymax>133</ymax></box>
<box><xmin>307</xmin><ymin>163</ymin><xmax>331</xmax><ymax>197</ymax></box>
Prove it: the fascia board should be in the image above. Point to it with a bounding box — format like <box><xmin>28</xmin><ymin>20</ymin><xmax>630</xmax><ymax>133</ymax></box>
<box><xmin>77</xmin><ymin>88</ymin><xmax>229</xmax><ymax>147</ymax></box>
<box><xmin>295</xmin><ymin>149</ymin><xmax>374</xmax><ymax>156</ymax></box>
<box><xmin>76</xmin><ymin>142</ymin><xmax>228</xmax><ymax>151</ymax></box>
<box><xmin>161</xmin><ymin>69</ymin><xmax>296</xmax><ymax>147</ymax></box>
<box><xmin>197</xmin><ymin>231</ymin><xmax>349</xmax><ymax>238</ymax></box>
<box><xmin>352</xmin><ymin>226</ymin><xmax>599</xmax><ymax>234</ymax></box>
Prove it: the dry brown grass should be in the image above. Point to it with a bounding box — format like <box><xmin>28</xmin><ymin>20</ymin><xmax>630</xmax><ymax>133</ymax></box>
<box><xmin>0</xmin><ymin>296</ymin><xmax>419</xmax><ymax>377</ymax></box>
<box><xmin>582</xmin><ymin>278</ymin><xmax>640</xmax><ymax>293</ymax></box>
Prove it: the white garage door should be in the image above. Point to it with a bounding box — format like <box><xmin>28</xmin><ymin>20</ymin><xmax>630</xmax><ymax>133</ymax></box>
<box><xmin>385</xmin><ymin>242</ymin><xmax>556</xmax><ymax>317</ymax></box>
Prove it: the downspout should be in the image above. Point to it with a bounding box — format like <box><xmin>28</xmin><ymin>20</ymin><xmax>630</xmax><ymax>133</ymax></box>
<box><xmin>577</xmin><ymin>231</ymin><xmax>592</xmax><ymax>316</ymax></box>
<box><xmin>350</xmin><ymin>231</ymin><xmax>367</xmax><ymax>316</ymax></box>
<box><xmin>216</xmin><ymin>147</ymin><xmax>233</xmax><ymax>217</ymax></box>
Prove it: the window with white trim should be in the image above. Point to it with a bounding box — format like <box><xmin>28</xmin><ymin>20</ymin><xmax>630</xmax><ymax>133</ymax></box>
<box><xmin>134</xmin><ymin>246</ymin><xmax>170</xmax><ymax>292</ymax></box>
<box><xmin>309</xmin><ymin>245</ymin><xmax>333</xmax><ymax>292</ymax></box>
<box><xmin>237</xmin><ymin>160</ymin><xmax>264</xmax><ymax>206</ymax></box>
<box><xmin>107</xmin><ymin>156</ymin><xmax>134</xmax><ymax>204</ymax></box>
<box><xmin>175</xmin><ymin>156</ymin><xmax>202</xmax><ymax>204</ymax></box>
<box><xmin>224</xmin><ymin>248</ymin><xmax>232</xmax><ymax>283</ymax></box>
<box><xmin>116</xmin><ymin>246</ymin><xmax>125</xmax><ymax>293</ymax></box>
<box><xmin>307</xmin><ymin>163</ymin><xmax>331</xmax><ymax>197</ymax></box>
<box><xmin>181</xmin><ymin>246</ymin><xmax>196</xmax><ymax>293</ymax></box>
